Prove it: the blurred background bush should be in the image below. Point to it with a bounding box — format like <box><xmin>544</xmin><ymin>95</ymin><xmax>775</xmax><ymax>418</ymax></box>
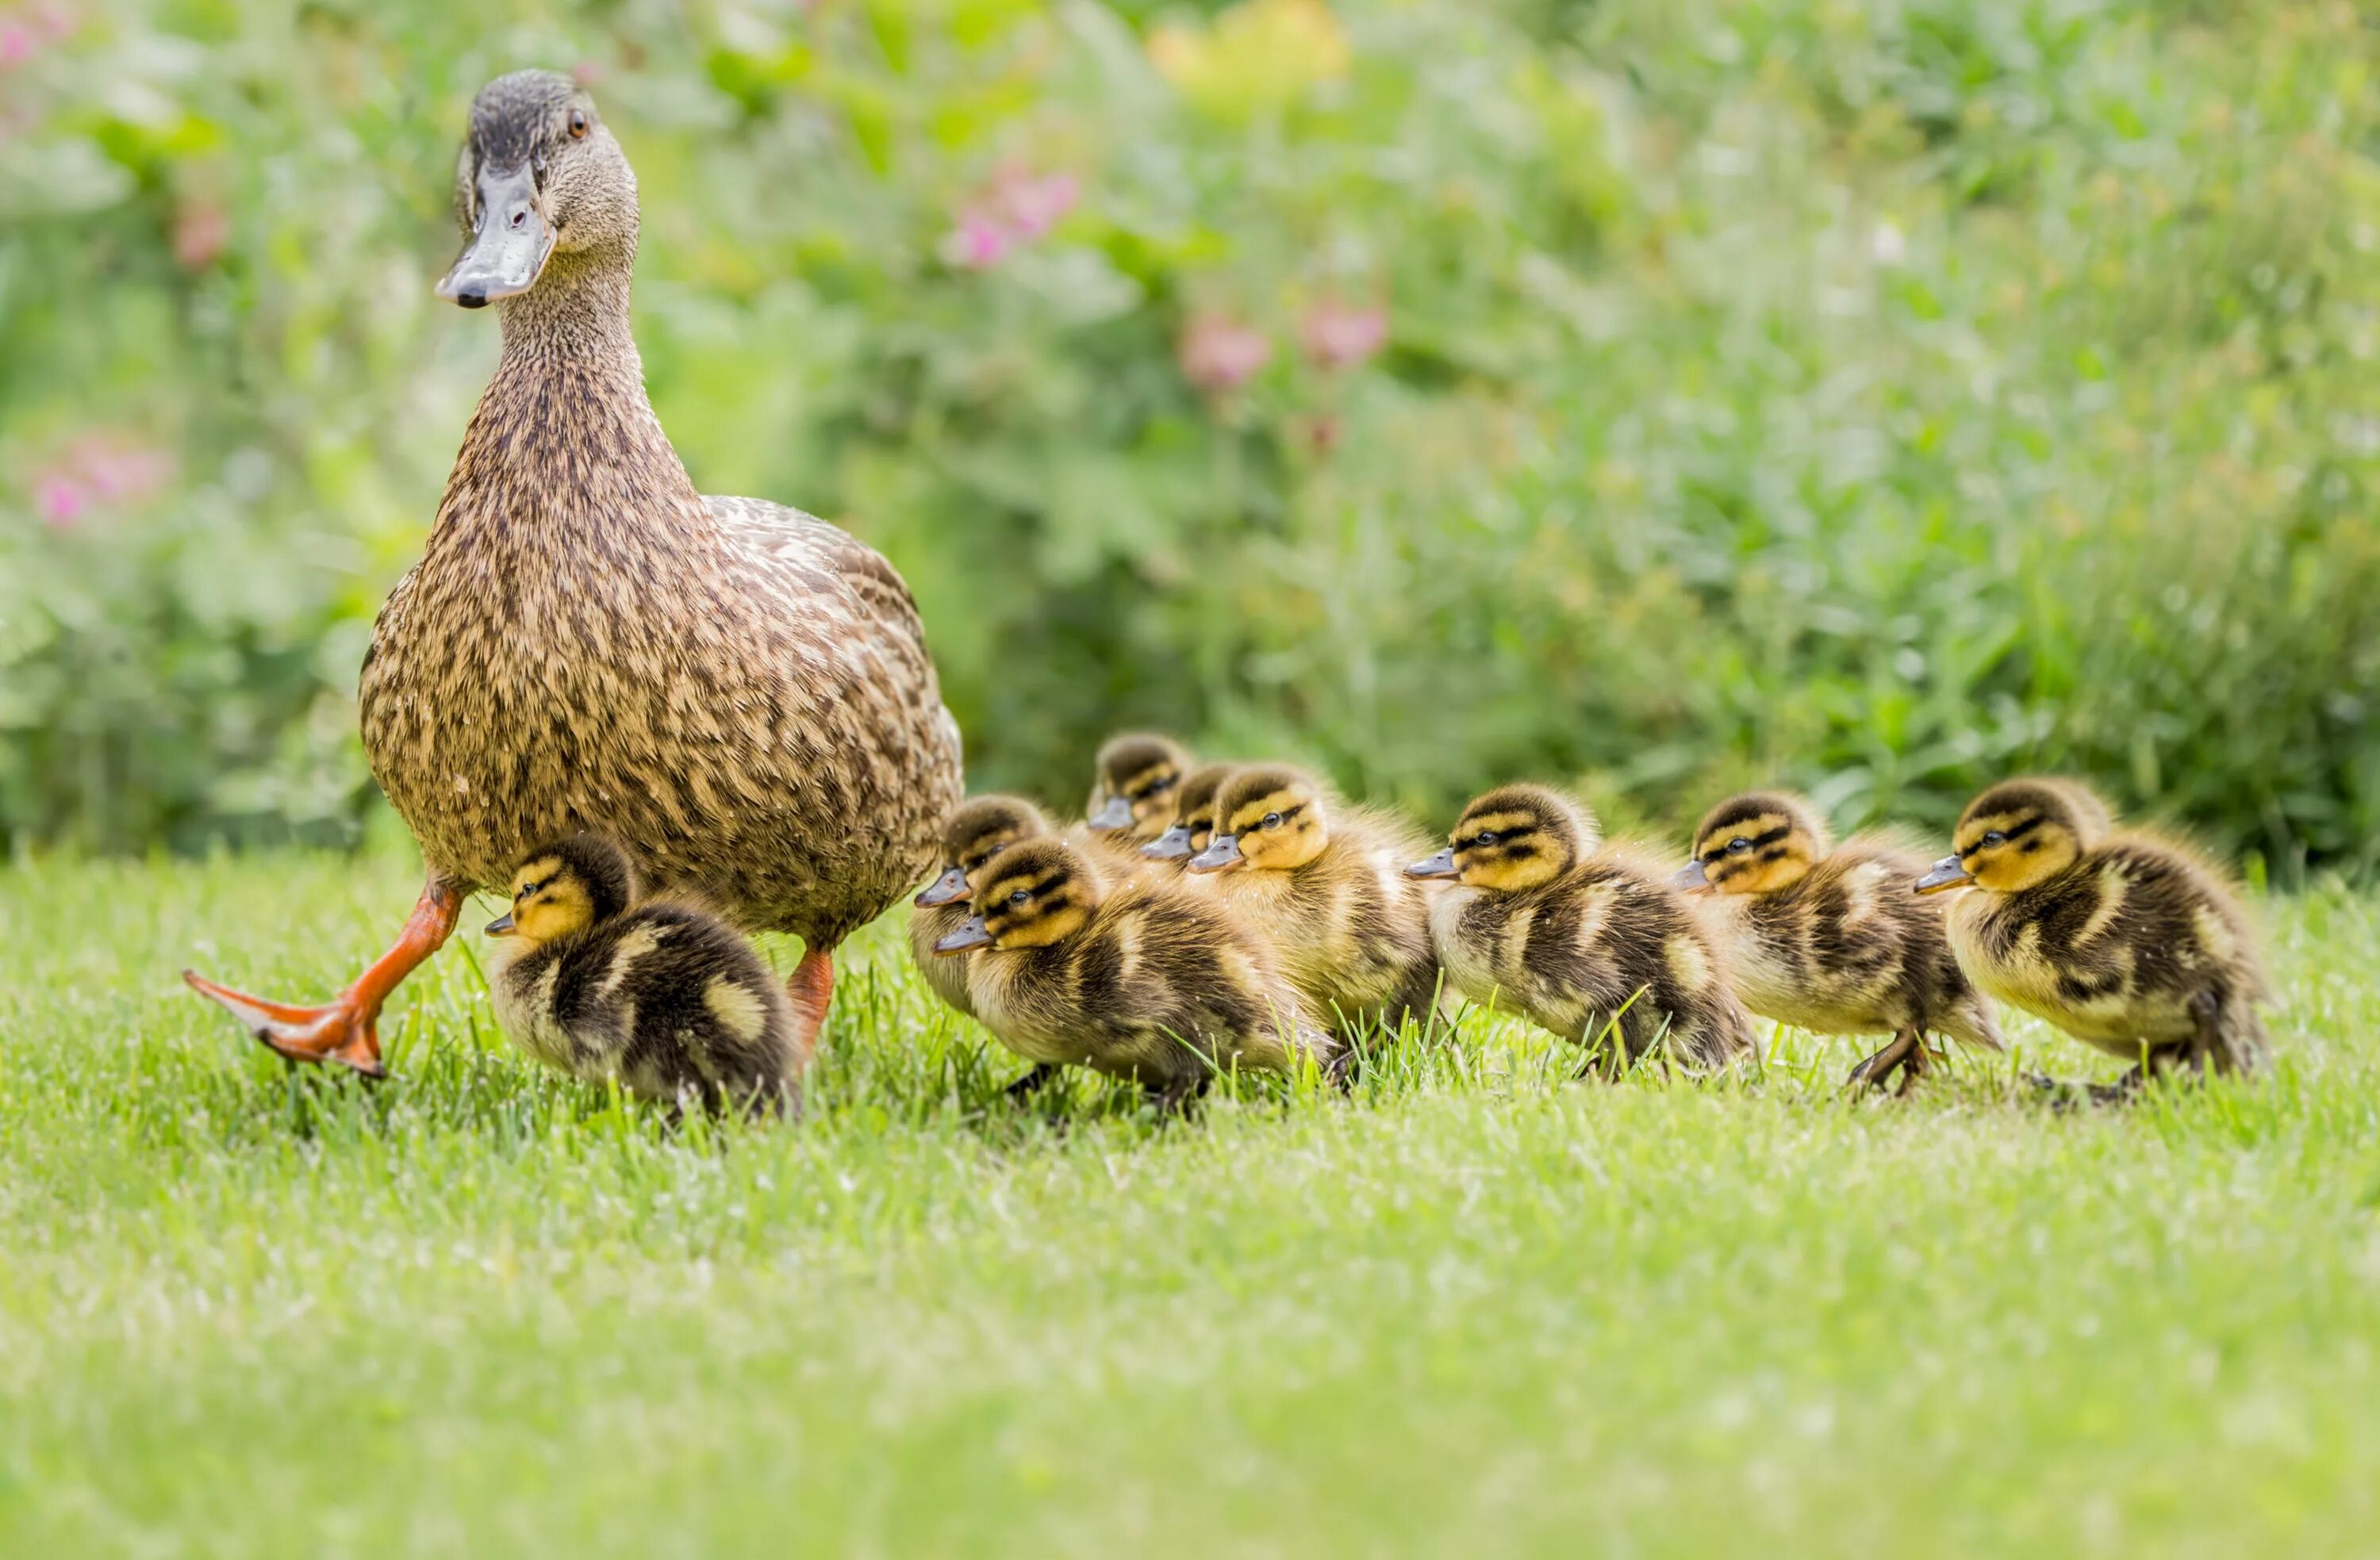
<box><xmin>3</xmin><ymin>0</ymin><xmax>2376</xmax><ymax>876</ymax></box>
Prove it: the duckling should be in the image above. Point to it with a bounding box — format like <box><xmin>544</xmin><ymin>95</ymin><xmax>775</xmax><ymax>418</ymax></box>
<box><xmin>1675</xmin><ymin>791</ymin><xmax>2004</xmax><ymax>1092</ymax></box>
<box><xmin>1917</xmin><ymin>777</ymin><xmax>2268</xmax><ymax>1089</ymax></box>
<box><xmin>1084</xmin><ymin>732</ymin><xmax>1193</xmax><ymax>841</ymax></box>
<box><xmin>186</xmin><ymin>71</ymin><xmax>962</xmax><ymax>1077</ymax></box>
<box><xmin>1186</xmin><ymin>765</ymin><xmax>1442</xmax><ymax>1036</ymax></box>
<box><xmin>1139</xmin><ymin>762</ymin><xmax>1238</xmax><ymax>868</ymax></box>
<box><xmin>933</xmin><ymin>838</ymin><xmax>1338</xmax><ymax>1110</ymax></box>
<box><xmin>1410</xmin><ymin>784</ymin><xmax>1753</xmax><ymax>1075</ymax></box>
<box><xmin>910</xmin><ymin>795</ymin><xmax>1057</xmax><ymax>1023</ymax></box>
<box><xmin>482</xmin><ymin>836</ymin><xmax>803</xmax><ymax>1115</ymax></box>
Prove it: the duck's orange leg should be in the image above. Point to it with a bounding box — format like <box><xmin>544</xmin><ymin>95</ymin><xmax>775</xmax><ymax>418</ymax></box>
<box><xmin>184</xmin><ymin>876</ymin><xmax>463</xmax><ymax>1078</ymax></box>
<box><xmin>785</xmin><ymin>945</ymin><xmax>835</xmax><ymax>1072</ymax></box>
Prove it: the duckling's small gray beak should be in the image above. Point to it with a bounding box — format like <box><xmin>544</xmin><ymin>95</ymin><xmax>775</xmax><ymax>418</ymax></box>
<box><xmin>485</xmin><ymin>911</ymin><xmax>516</xmax><ymax>937</ymax></box>
<box><xmin>1187</xmin><ymin>833</ymin><xmax>1245</xmax><ymax>874</ymax></box>
<box><xmin>915</xmin><ymin>866</ymin><xmax>971</xmax><ymax>908</ymax></box>
<box><xmin>1087</xmin><ymin>795</ymin><xmax>1135</xmax><ymax>832</ymax></box>
<box><xmin>437</xmin><ymin>163</ymin><xmax>556</xmax><ymax>309</ymax></box>
<box><xmin>1405</xmin><ymin>848</ymin><xmax>1460</xmax><ymax>880</ymax></box>
<box><xmin>1142</xmin><ymin>824</ymin><xmax>1195</xmax><ymax>860</ymax></box>
<box><xmin>1671</xmin><ymin>859</ymin><xmax>1712</xmax><ymax>894</ymax></box>
<box><xmin>932</xmin><ymin>916</ymin><xmax>992</xmax><ymax>954</ymax></box>
<box><xmin>1914</xmin><ymin>855</ymin><xmax>1973</xmax><ymax>895</ymax></box>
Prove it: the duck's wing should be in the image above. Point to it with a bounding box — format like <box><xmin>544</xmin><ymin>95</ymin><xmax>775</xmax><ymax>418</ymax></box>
<box><xmin>704</xmin><ymin>495</ymin><xmax>932</xmax><ymax>650</ymax></box>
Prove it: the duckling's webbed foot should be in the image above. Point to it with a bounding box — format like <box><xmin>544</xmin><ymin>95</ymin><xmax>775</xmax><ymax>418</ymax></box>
<box><xmin>1144</xmin><ymin>1071</ymin><xmax>1211</xmax><ymax>1117</ymax></box>
<box><xmin>1846</xmin><ymin>1031</ymin><xmax>1921</xmax><ymax>1094</ymax></box>
<box><xmin>183</xmin><ymin>876</ymin><xmax>463</xmax><ymax>1077</ymax></box>
<box><xmin>1004</xmin><ymin>1064</ymin><xmax>1060</xmax><ymax>1100</ymax></box>
<box><xmin>2086</xmin><ymin>1066</ymin><xmax>2148</xmax><ymax>1106</ymax></box>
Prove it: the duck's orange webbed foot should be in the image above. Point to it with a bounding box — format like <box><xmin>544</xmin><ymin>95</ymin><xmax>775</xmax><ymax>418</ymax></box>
<box><xmin>184</xmin><ymin>876</ymin><xmax>463</xmax><ymax>1078</ymax></box>
<box><xmin>785</xmin><ymin>945</ymin><xmax>835</xmax><ymax>1073</ymax></box>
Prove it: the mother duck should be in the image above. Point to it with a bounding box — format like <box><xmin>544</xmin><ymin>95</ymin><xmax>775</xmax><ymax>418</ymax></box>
<box><xmin>186</xmin><ymin>71</ymin><xmax>964</xmax><ymax>1075</ymax></box>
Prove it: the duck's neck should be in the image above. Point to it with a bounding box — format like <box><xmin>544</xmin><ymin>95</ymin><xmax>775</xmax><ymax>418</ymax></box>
<box><xmin>437</xmin><ymin>246</ymin><xmax>712</xmax><ymax>546</ymax></box>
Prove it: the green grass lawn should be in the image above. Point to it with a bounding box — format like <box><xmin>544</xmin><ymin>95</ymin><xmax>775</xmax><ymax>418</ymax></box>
<box><xmin>4</xmin><ymin>852</ymin><xmax>2378</xmax><ymax>1557</ymax></box>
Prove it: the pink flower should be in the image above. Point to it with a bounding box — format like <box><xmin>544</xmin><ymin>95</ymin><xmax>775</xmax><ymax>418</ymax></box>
<box><xmin>25</xmin><ymin>434</ymin><xmax>174</xmax><ymax>527</ymax></box>
<box><xmin>75</xmin><ymin>439</ymin><xmax>173</xmax><ymax>501</ymax></box>
<box><xmin>0</xmin><ymin>1</ymin><xmax>73</xmax><ymax>66</ymax></box>
<box><xmin>173</xmin><ymin>200</ymin><xmax>229</xmax><ymax>270</ymax></box>
<box><xmin>939</xmin><ymin>213</ymin><xmax>1012</xmax><ymax>270</ymax></box>
<box><xmin>1299</xmin><ymin>297</ymin><xmax>1386</xmax><ymax>371</ymax></box>
<box><xmin>1177</xmin><ymin>313</ymin><xmax>1272</xmax><ymax>395</ymax></box>
<box><xmin>995</xmin><ymin>171</ymin><xmax>1077</xmax><ymax>243</ymax></box>
<box><xmin>939</xmin><ymin>166</ymin><xmax>1081</xmax><ymax>271</ymax></box>
<box><xmin>34</xmin><ymin>473</ymin><xmax>87</xmax><ymax>527</ymax></box>
<box><xmin>570</xmin><ymin>58</ymin><xmax>606</xmax><ymax>86</ymax></box>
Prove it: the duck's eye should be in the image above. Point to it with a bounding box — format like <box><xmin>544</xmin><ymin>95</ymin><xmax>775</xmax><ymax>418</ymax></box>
<box><xmin>1727</xmin><ymin>837</ymin><xmax>1752</xmax><ymax>855</ymax></box>
<box><xmin>1982</xmin><ymin>830</ymin><xmax>2008</xmax><ymax>847</ymax></box>
<box><xmin>1262</xmin><ymin>812</ymin><xmax>1283</xmax><ymax>830</ymax></box>
<box><xmin>1472</xmin><ymin>830</ymin><xmax>1499</xmax><ymax>848</ymax></box>
<box><xmin>1008</xmin><ymin>888</ymin><xmax>1031</xmax><ymax>906</ymax></box>
<box><xmin>568</xmin><ymin>109</ymin><xmax>589</xmax><ymax>140</ymax></box>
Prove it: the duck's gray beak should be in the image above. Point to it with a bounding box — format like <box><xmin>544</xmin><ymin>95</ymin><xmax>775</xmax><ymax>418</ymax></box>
<box><xmin>1142</xmin><ymin>824</ymin><xmax>1195</xmax><ymax>860</ymax></box>
<box><xmin>1187</xmin><ymin>834</ymin><xmax>1245</xmax><ymax>874</ymax></box>
<box><xmin>1086</xmin><ymin>795</ymin><xmax>1135</xmax><ymax>831</ymax></box>
<box><xmin>485</xmin><ymin>911</ymin><xmax>516</xmax><ymax>937</ymax></box>
<box><xmin>437</xmin><ymin>163</ymin><xmax>555</xmax><ymax>309</ymax></box>
<box><xmin>1404</xmin><ymin>848</ymin><xmax>1459</xmax><ymax>880</ymax></box>
<box><xmin>1671</xmin><ymin>858</ymin><xmax>1712</xmax><ymax>894</ymax></box>
<box><xmin>932</xmin><ymin>916</ymin><xmax>992</xmax><ymax>954</ymax></box>
<box><xmin>1914</xmin><ymin>855</ymin><xmax>1973</xmax><ymax>895</ymax></box>
<box><xmin>914</xmin><ymin>866</ymin><xmax>971</xmax><ymax>908</ymax></box>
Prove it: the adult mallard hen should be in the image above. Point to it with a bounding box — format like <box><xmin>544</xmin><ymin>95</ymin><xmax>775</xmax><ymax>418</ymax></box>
<box><xmin>185</xmin><ymin>71</ymin><xmax>963</xmax><ymax>1075</ymax></box>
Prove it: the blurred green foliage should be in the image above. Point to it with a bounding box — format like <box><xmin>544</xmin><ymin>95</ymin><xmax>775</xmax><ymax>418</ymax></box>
<box><xmin>2</xmin><ymin>0</ymin><xmax>2377</xmax><ymax>875</ymax></box>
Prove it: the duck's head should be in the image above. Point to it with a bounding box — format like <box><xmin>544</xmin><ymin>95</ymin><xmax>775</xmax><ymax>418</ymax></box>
<box><xmin>916</xmin><ymin>795</ymin><xmax>1053</xmax><ymax>908</ymax></box>
<box><xmin>1190</xmin><ymin>765</ymin><xmax>1330</xmax><ymax>874</ymax></box>
<box><xmin>439</xmin><ymin>70</ymin><xmax>636</xmax><ymax>310</ymax></box>
<box><xmin>1141</xmin><ymin>762</ymin><xmax>1237</xmax><ymax>862</ymax></box>
<box><xmin>1917</xmin><ymin>778</ymin><xmax>2111</xmax><ymax>896</ymax></box>
<box><xmin>931</xmin><ymin>839</ymin><xmax>1104</xmax><ymax>954</ymax></box>
<box><xmin>486</xmin><ymin>834</ymin><xmax>633</xmax><ymax>944</ymax></box>
<box><xmin>1407</xmin><ymin>784</ymin><xmax>1597</xmax><ymax>892</ymax></box>
<box><xmin>1084</xmin><ymin>732</ymin><xmax>1192</xmax><ymax>839</ymax></box>
<box><xmin>1676</xmin><ymin>791</ymin><xmax>1831</xmax><ymax>896</ymax></box>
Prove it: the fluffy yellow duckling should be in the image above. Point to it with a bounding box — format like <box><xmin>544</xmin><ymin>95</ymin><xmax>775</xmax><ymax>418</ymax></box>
<box><xmin>1139</xmin><ymin>761</ymin><xmax>1238</xmax><ymax>868</ymax></box>
<box><xmin>1186</xmin><ymin>765</ymin><xmax>1443</xmax><ymax>1035</ymax></box>
<box><xmin>934</xmin><ymin>838</ymin><xmax>1338</xmax><ymax>1110</ymax></box>
<box><xmin>483</xmin><ymin>836</ymin><xmax>804</xmax><ymax>1115</ymax></box>
<box><xmin>1676</xmin><ymin>790</ymin><xmax>2003</xmax><ymax>1091</ymax></box>
<box><xmin>1084</xmin><ymin>732</ymin><xmax>1193</xmax><ymax>841</ymax></box>
<box><xmin>1411</xmin><ymin>784</ymin><xmax>1753</xmax><ymax>1075</ymax></box>
<box><xmin>911</xmin><ymin>795</ymin><xmax>1058</xmax><ymax>1022</ymax></box>
<box><xmin>1917</xmin><ymin>778</ymin><xmax>2269</xmax><ymax>1089</ymax></box>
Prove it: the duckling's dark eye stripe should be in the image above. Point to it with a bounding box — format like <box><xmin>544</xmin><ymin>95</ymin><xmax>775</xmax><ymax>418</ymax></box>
<box><xmin>1705</xmin><ymin>824</ymin><xmax>1788</xmax><ymax>863</ymax></box>
<box><xmin>1127</xmin><ymin>772</ymin><xmax>1180</xmax><ymax>802</ymax></box>
<box><xmin>1961</xmin><ymin>816</ymin><xmax>2043</xmax><ymax>858</ymax></box>
<box><xmin>1241</xmin><ymin>800</ymin><xmax>1306</xmax><ymax>833</ymax></box>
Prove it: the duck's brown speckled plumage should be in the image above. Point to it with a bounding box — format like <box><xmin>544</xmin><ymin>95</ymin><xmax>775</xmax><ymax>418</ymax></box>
<box><xmin>1418</xmin><ymin>785</ymin><xmax>1752</xmax><ymax>1073</ymax></box>
<box><xmin>362</xmin><ymin>71</ymin><xmax>960</xmax><ymax>946</ymax></box>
